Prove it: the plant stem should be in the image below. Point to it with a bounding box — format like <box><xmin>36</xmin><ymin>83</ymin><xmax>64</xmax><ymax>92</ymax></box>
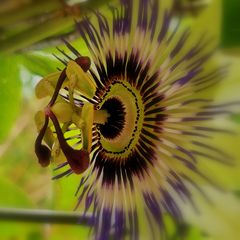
<box><xmin>0</xmin><ymin>207</ymin><xmax>92</xmax><ymax>225</ymax></box>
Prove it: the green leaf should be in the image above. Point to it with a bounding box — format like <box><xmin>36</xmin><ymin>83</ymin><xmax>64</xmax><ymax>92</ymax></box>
<box><xmin>181</xmin><ymin>188</ymin><xmax>240</xmax><ymax>240</ymax></box>
<box><xmin>0</xmin><ymin>55</ymin><xmax>22</xmax><ymax>143</ymax></box>
<box><xmin>221</xmin><ymin>0</ymin><xmax>240</xmax><ymax>48</ymax></box>
<box><xmin>51</xmin><ymin>174</ymin><xmax>90</xmax><ymax>240</ymax></box>
<box><xmin>0</xmin><ymin>177</ymin><xmax>33</xmax><ymax>207</ymax></box>
<box><xmin>22</xmin><ymin>52</ymin><xmax>60</xmax><ymax>77</ymax></box>
<box><xmin>0</xmin><ymin>176</ymin><xmax>41</xmax><ymax>238</ymax></box>
<box><xmin>231</xmin><ymin>113</ymin><xmax>240</xmax><ymax>124</ymax></box>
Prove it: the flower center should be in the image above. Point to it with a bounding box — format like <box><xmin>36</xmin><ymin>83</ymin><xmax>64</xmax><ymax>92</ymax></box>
<box><xmin>99</xmin><ymin>97</ymin><xmax>126</xmax><ymax>139</ymax></box>
<box><xmin>96</xmin><ymin>80</ymin><xmax>144</xmax><ymax>158</ymax></box>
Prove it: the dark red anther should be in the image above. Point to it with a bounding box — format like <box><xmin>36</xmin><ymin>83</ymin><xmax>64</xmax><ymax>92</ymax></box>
<box><xmin>75</xmin><ymin>56</ymin><xmax>91</xmax><ymax>72</ymax></box>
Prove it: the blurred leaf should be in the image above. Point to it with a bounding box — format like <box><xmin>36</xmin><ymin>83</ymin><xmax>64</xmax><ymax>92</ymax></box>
<box><xmin>0</xmin><ymin>224</ymin><xmax>43</xmax><ymax>240</ymax></box>
<box><xmin>27</xmin><ymin>231</ymin><xmax>44</xmax><ymax>240</ymax></box>
<box><xmin>0</xmin><ymin>55</ymin><xmax>22</xmax><ymax>143</ymax></box>
<box><xmin>164</xmin><ymin>214</ymin><xmax>177</xmax><ymax>238</ymax></box>
<box><xmin>234</xmin><ymin>190</ymin><xmax>240</xmax><ymax>198</ymax></box>
<box><xmin>52</xmin><ymin>174</ymin><xmax>80</xmax><ymax>211</ymax></box>
<box><xmin>0</xmin><ymin>176</ymin><xmax>33</xmax><ymax>207</ymax></box>
<box><xmin>175</xmin><ymin>225</ymin><xmax>204</xmax><ymax>240</ymax></box>
<box><xmin>181</xmin><ymin>188</ymin><xmax>240</xmax><ymax>240</ymax></box>
<box><xmin>231</xmin><ymin>113</ymin><xmax>240</xmax><ymax>124</ymax></box>
<box><xmin>22</xmin><ymin>52</ymin><xmax>60</xmax><ymax>77</ymax></box>
<box><xmin>0</xmin><ymin>176</ymin><xmax>41</xmax><ymax>239</ymax></box>
<box><xmin>221</xmin><ymin>0</ymin><xmax>240</xmax><ymax>48</ymax></box>
<box><xmin>49</xmin><ymin>224</ymin><xmax>90</xmax><ymax>240</ymax></box>
<box><xmin>195</xmin><ymin>0</ymin><xmax>221</xmax><ymax>44</ymax></box>
<box><xmin>51</xmin><ymin>174</ymin><xmax>90</xmax><ymax>240</ymax></box>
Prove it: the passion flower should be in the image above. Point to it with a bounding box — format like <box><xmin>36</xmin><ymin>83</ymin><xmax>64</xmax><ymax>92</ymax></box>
<box><xmin>35</xmin><ymin>0</ymin><xmax>239</xmax><ymax>239</ymax></box>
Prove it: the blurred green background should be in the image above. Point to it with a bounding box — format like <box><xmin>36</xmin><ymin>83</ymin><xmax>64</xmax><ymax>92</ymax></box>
<box><xmin>0</xmin><ymin>0</ymin><xmax>240</xmax><ymax>239</ymax></box>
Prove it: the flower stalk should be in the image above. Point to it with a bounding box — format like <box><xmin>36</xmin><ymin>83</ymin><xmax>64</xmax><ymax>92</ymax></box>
<box><xmin>0</xmin><ymin>207</ymin><xmax>92</xmax><ymax>225</ymax></box>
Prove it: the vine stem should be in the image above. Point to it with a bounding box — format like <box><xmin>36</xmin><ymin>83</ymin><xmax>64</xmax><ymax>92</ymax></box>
<box><xmin>0</xmin><ymin>0</ymin><xmax>62</xmax><ymax>28</ymax></box>
<box><xmin>0</xmin><ymin>0</ymin><xmax>113</xmax><ymax>54</ymax></box>
<box><xmin>0</xmin><ymin>207</ymin><xmax>93</xmax><ymax>225</ymax></box>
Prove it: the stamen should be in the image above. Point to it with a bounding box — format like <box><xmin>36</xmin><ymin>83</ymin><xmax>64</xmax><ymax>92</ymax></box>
<box><xmin>51</xmin><ymin>101</ymin><xmax>73</xmax><ymax>123</ymax></box>
<box><xmin>48</xmin><ymin>57</ymin><xmax>91</xmax><ymax>107</ymax></box>
<box><xmin>48</xmin><ymin>110</ymin><xmax>90</xmax><ymax>175</ymax></box>
<box><xmin>66</xmin><ymin>60</ymin><xmax>96</xmax><ymax>99</ymax></box>
<box><xmin>35</xmin><ymin>72</ymin><xmax>61</xmax><ymax>99</ymax></box>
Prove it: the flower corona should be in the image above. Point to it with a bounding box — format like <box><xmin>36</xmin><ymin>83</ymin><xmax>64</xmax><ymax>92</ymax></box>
<box><xmin>35</xmin><ymin>0</ymin><xmax>239</xmax><ymax>239</ymax></box>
